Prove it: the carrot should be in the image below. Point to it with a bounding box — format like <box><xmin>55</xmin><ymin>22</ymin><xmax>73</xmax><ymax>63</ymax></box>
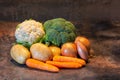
<box><xmin>46</xmin><ymin>61</ymin><xmax>82</xmax><ymax>68</ymax></box>
<box><xmin>53</xmin><ymin>56</ymin><xmax>86</xmax><ymax>66</ymax></box>
<box><xmin>26</xmin><ymin>59</ymin><xmax>59</xmax><ymax>72</ymax></box>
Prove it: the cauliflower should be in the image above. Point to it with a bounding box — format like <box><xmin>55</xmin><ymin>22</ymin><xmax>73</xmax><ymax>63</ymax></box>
<box><xmin>15</xmin><ymin>19</ymin><xmax>45</xmax><ymax>48</ymax></box>
<box><xmin>43</xmin><ymin>18</ymin><xmax>76</xmax><ymax>46</ymax></box>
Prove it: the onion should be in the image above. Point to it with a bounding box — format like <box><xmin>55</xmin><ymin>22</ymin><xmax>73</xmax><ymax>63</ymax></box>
<box><xmin>61</xmin><ymin>42</ymin><xmax>77</xmax><ymax>57</ymax></box>
<box><xmin>76</xmin><ymin>41</ymin><xmax>88</xmax><ymax>61</ymax></box>
<box><xmin>75</xmin><ymin>36</ymin><xmax>90</xmax><ymax>50</ymax></box>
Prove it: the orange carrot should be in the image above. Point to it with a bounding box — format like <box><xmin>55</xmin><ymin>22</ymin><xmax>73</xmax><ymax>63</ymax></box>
<box><xmin>46</xmin><ymin>61</ymin><xmax>82</xmax><ymax>68</ymax></box>
<box><xmin>26</xmin><ymin>59</ymin><xmax>59</xmax><ymax>72</ymax></box>
<box><xmin>53</xmin><ymin>56</ymin><xmax>86</xmax><ymax>66</ymax></box>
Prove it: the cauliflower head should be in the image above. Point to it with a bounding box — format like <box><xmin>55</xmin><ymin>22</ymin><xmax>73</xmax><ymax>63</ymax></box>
<box><xmin>43</xmin><ymin>18</ymin><xmax>76</xmax><ymax>46</ymax></box>
<box><xmin>15</xmin><ymin>19</ymin><xmax>45</xmax><ymax>47</ymax></box>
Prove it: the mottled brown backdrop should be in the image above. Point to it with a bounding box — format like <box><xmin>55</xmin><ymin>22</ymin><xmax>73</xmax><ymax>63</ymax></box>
<box><xmin>0</xmin><ymin>0</ymin><xmax>120</xmax><ymax>80</ymax></box>
<box><xmin>0</xmin><ymin>0</ymin><xmax>120</xmax><ymax>22</ymax></box>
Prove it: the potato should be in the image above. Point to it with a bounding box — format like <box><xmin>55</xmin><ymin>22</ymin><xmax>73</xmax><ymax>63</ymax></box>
<box><xmin>30</xmin><ymin>43</ymin><xmax>53</xmax><ymax>62</ymax></box>
<box><xmin>10</xmin><ymin>44</ymin><xmax>31</xmax><ymax>64</ymax></box>
<box><xmin>49</xmin><ymin>45</ymin><xmax>61</xmax><ymax>57</ymax></box>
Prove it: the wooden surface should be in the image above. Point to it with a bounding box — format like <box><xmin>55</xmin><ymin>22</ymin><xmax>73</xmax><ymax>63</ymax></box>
<box><xmin>0</xmin><ymin>22</ymin><xmax>120</xmax><ymax>80</ymax></box>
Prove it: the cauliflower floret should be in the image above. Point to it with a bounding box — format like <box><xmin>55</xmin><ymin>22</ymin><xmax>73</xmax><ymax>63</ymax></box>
<box><xmin>15</xmin><ymin>20</ymin><xmax>45</xmax><ymax>47</ymax></box>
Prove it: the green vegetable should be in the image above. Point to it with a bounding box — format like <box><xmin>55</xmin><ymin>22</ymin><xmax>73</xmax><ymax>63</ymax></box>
<box><xmin>43</xmin><ymin>18</ymin><xmax>76</xmax><ymax>46</ymax></box>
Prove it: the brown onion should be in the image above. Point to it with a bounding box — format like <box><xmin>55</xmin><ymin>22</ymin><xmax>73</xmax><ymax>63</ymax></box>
<box><xmin>61</xmin><ymin>42</ymin><xmax>77</xmax><ymax>57</ymax></box>
<box><xmin>75</xmin><ymin>36</ymin><xmax>90</xmax><ymax>50</ymax></box>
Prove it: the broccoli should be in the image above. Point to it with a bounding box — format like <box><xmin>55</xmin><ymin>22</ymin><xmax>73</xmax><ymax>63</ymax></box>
<box><xmin>15</xmin><ymin>19</ymin><xmax>45</xmax><ymax>48</ymax></box>
<box><xmin>43</xmin><ymin>18</ymin><xmax>76</xmax><ymax>46</ymax></box>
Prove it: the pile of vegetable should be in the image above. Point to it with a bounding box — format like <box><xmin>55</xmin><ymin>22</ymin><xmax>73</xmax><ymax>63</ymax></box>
<box><xmin>10</xmin><ymin>18</ymin><xmax>94</xmax><ymax>72</ymax></box>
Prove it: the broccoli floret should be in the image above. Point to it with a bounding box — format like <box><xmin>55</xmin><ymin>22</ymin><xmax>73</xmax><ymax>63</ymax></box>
<box><xmin>43</xmin><ymin>18</ymin><xmax>76</xmax><ymax>46</ymax></box>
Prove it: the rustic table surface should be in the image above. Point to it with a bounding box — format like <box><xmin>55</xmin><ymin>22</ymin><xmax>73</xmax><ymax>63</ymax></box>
<box><xmin>0</xmin><ymin>22</ymin><xmax>120</xmax><ymax>80</ymax></box>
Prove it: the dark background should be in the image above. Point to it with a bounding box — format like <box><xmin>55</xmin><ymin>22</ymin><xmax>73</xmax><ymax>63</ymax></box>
<box><xmin>0</xmin><ymin>0</ymin><xmax>120</xmax><ymax>22</ymax></box>
<box><xmin>0</xmin><ymin>0</ymin><xmax>120</xmax><ymax>80</ymax></box>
